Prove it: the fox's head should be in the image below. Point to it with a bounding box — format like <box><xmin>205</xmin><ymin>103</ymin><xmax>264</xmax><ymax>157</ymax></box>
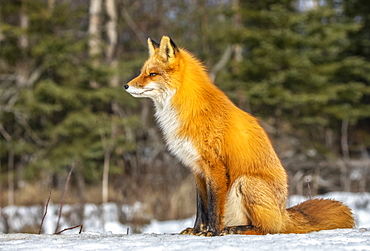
<box><xmin>124</xmin><ymin>36</ymin><xmax>181</xmax><ymax>102</ymax></box>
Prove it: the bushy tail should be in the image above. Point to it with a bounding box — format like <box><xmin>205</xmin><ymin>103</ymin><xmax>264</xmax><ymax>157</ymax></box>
<box><xmin>284</xmin><ymin>198</ymin><xmax>355</xmax><ymax>234</ymax></box>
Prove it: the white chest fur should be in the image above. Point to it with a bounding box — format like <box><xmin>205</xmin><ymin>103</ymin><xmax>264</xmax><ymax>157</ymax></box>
<box><xmin>152</xmin><ymin>91</ymin><xmax>201</xmax><ymax>174</ymax></box>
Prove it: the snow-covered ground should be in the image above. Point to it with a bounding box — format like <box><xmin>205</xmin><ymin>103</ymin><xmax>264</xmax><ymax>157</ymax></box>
<box><xmin>1</xmin><ymin>192</ymin><xmax>370</xmax><ymax>250</ymax></box>
<box><xmin>1</xmin><ymin>229</ymin><xmax>369</xmax><ymax>251</ymax></box>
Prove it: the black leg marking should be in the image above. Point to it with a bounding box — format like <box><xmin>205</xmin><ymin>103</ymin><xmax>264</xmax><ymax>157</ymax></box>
<box><xmin>194</xmin><ymin>187</ymin><xmax>208</xmax><ymax>231</ymax></box>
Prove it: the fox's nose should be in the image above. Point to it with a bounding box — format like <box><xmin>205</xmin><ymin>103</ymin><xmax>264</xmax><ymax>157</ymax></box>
<box><xmin>124</xmin><ymin>85</ymin><xmax>129</xmax><ymax>89</ymax></box>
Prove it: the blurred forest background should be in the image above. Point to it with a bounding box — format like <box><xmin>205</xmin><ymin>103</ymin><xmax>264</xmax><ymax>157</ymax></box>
<box><xmin>1</xmin><ymin>0</ymin><xmax>370</xmax><ymax>224</ymax></box>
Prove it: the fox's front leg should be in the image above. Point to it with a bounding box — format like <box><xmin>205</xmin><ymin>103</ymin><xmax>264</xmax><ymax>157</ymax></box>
<box><xmin>181</xmin><ymin>174</ymin><xmax>208</xmax><ymax>235</ymax></box>
<box><xmin>181</xmin><ymin>168</ymin><xmax>228</xmax><ymax>236</ymax></box>
<box><xmin>203</xmin><ymin>176</ymin><xmax>227</xmax><ymax>236</ymax></box>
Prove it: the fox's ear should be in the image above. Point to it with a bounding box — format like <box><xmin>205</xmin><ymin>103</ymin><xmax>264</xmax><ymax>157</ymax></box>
<box><xmin>148</xmin><ymin>38</ymin><xmax>160</xmax><ymax>56</ymax></box>
<box><xmin>158</xmin><ymin>36</ymin><xmax>179</xmax><ymax>64</ymax></box>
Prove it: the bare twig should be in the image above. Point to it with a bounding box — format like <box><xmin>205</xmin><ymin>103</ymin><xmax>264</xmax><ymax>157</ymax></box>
<box><xmin>39</xmin><ymin>186</ymin><xmax>52</xmax><ymax>234</ymax></box>
<box><xmin>16</xmin><ymin>115</ymin><xmax>50</xmax><ymax>147</ymax></box>
<box><xmin>54</xmin><ymin>163</ymin><xmax>75</xmax><ymax>233</ymax></box>
<box><xmin>307</xmin><ymin>179</ymin><xmax>312</xmax><ymax>200</ymax></box>
<box><xmin>54</xmin><ymin>225</ymin><xmax>83</xmax><ymax>235</ymax></box>
<box><xmin>0</xmin><ymin>124</ymin><xmax>12</xmax><ymax>142</ymax></box>
<box><xmin>210</xmin><ymin>44</ymin><xmax>233</xmax><ymax>81</ymax></box>
<box><xmin>121</xmin><ymin>7</ymin><xmax>146</xmax><ymax>47</ymax></box>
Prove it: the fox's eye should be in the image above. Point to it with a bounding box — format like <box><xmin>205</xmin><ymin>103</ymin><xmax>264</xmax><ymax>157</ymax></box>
<box><xmin>149</xmin><ymin>73</ymin><xmax>157</xmax><ymax>77</ymax></box>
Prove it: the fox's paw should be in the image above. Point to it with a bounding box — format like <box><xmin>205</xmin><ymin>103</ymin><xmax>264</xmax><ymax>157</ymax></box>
<box><xmin>180</xmin><ymin>227</ymin><xmax>198</xmax><ymax>235</ymax></box>
<box><xmin>220</xmin><ymin>225</ymin><xmax>254</xmax><ymax>235</ymax></box>
<box><xmin>180</xmin><ymin>228</ymin><xmax>217</xmax><ymax>237</ymax></box>
<box><xmin>196</xmin><ymin>230</ymin><xmax>217</xmax><ymax>237</ymax></box>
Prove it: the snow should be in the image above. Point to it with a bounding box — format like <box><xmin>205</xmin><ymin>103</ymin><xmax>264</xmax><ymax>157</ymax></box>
<box><xmin>142</xmin><ymin>217</ymin><xmax>195</xmax><ymax>234</ymax></box>
<box><xmin>1</xmin><ymin>229</ymin><xmax>369</xmax><ymax>251</ymax></box>
<box><xmin>1</xmin><ymin>192</ymin><xmax>370</xmax><ymax>250</ymax></box>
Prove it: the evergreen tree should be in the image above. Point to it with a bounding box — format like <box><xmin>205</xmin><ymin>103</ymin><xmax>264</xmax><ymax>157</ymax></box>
<box><xmin>218</xmin><ymin>0</ymin><xmax>370</xmax><ymax>156</ymax></box>
<box><xmin>0</xmin><ymin>1</ymin><xmax>137</xmax><ymax>195</ymax></box>
<box><xmin>1</xmin><ymin>0</ymin><xmax>369</xmax><ymax>208</ymax></box>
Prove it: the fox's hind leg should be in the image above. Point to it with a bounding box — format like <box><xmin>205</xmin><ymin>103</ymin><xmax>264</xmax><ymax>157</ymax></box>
<box><xmin>223</xmin><ymin>175</ymin><xmax>287</xmax><ymax>235</ymax></box>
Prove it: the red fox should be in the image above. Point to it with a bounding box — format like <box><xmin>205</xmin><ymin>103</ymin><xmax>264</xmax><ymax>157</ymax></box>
<box><xmin>124</xmin><ymin>36</ymin><xmax>355</xmax><ymax>236</ymax></box>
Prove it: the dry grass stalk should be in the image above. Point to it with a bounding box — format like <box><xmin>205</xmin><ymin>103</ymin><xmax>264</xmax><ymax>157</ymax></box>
<box><xmin>54</xmin><ymin>163</ymin><xmax>75</xmax><ymax>234</ymax></box>
<box><xmin>55</xmin><ymin>225</ymin><xmax>83</xmax><ymax>235</ymax></box>
<box><xmin>38</xmin><ymin>186</ymin><xmax>52</xmax><ymax>234</ymax></box>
